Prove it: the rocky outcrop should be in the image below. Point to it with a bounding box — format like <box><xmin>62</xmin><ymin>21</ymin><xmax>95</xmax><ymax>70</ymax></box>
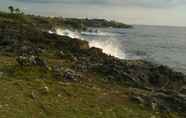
<box><xmin>64</xmin><ymin>18</ymin><xmax>133</xmax><ymax>29</ymax></box>
<box><xmin>129</xmin><ymin>88</ymin><xmax>186</xmax><ymax>117</ymax></box>
<box><xmin>16</xmin><ymin>55</ymin><xmax>47</xmax><ymax>67</ymax></box>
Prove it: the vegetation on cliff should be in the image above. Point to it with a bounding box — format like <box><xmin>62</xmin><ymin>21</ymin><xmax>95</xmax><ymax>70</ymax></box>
<box><xmin>63</xmin><ymin>18</ymin><xmax>132</xmax><ymax>30</ymax></box>
<box><xmin>0</xmin><ymin>10</ymin><xmax>185</xmax><ymax>118</ymax></box>
<box><xmin>0</xmin><ymin>9</ymin><xmax>132</xmax><ymax>31</ymax></box>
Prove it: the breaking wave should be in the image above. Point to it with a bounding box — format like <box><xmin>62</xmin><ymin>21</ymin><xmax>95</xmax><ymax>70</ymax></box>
<box><xmin>81</xmin><ymin>31</ymin><xmax>114</xmax><ymax>36</ymax></box>
<box><xmin>88</xmin><ymin>38</ymin><xmax>126</xmax><ymax>59</ymax></box>
<box><xmin>49</xmin><ymin>28</ymin><xmax>126</xmax><ymax>59</ymax></box>
<box><xmin>48</xmin><ymin>28</ymin><xmax>80</xmax><ymax>39</ymax></box>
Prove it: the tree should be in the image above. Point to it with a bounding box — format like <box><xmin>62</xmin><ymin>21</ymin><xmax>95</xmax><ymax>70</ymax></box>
<box><xmin>8</xmin><ymin>6</ymin><xmax>14</xmax><ymax>14</ymax></box>
<box><xmin>15</xmin><ymin>8</ymin><xmax>20</xmax><ymax>14</ymax></box>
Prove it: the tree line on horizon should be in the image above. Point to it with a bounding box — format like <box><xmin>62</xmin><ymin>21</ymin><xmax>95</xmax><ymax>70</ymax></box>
<box><xmin>8</xmin><ymin>6</ymin><xmax>23</xmax><ymax>15</ymax></box>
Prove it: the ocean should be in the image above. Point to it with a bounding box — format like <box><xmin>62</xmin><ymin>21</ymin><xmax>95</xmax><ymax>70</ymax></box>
<box><xmin>81</xmin><ymin>25</ymin><xmax>186</xmax><ymax>74</ymax></box>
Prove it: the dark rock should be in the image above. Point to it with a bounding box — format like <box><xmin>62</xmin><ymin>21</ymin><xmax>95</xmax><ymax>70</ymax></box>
<box><xmin>16</xmin><ymin>55</ymin><xmax>48</xmax><ymax>68</ymax></box>
<box><xmin>180</xmin><ymin>86</ymin><xmax>186</xmax><ymax>94</ymax></box>
<box><xmin>51</xmin><ymin>65</ymin><xmax>63</xmax><ymax>80</ymax></box>
<box><xmin>129</xmin><ymin>88</ymin><xmax>186</xmax><ymax>114</ymax></box>
<box><xmin>74</xmin><ymin>57</ymin><xmax>89</xmax><ymax>72</ymax></box>
<box><xmin>34</xmin><ymin>56</ymin><xmax>48</xmax><ymax>67</ymax></box>
<box><xmin>71</xmin><ymin>54</ymin><xmax>78</xmax><ymax>62</ymax></box>
<box><xmin>153</xmin><ymin>92</ymin><xmax>186</xmax><ymax>113</ymax></box>
<box><xmin>55</xmin><ymin>50</ymin><xmax>66</xmax><ymax>59</ymax></box>
<box><xmin>63</xmin><ymin>69</ymin><xmax>81</xmax><ymax>81</ymax></box>
<box><xmin>18</xmin><ymin>45</ymin><xmax>39</xmax><ymax>56</ymax></box>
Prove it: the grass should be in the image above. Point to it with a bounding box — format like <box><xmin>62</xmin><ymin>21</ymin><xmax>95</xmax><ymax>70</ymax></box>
<box><xmin>0</xmin><ymin>56</ymin><xmax>179</xmax><ymax>118</ymax></box>
<box><xmin>0</xmin><ymin>78</ymin><xmax>155</xmax><ymax>118</ymax></box>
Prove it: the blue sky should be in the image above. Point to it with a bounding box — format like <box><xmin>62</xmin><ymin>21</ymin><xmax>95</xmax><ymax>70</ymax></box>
<box><xmin>1</xmin><ymin>0</ymin><xmax>186</xmax><ymax>26</ymax></box>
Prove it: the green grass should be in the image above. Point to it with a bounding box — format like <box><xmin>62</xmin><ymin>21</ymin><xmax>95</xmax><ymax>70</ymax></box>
<box><xmin>0</xmin><ymin>78</ymin><xmax>154</xmax><ymax>118</ymax></box>
<box><xmin>0</xmin><ymin>60</ymin><xmax>179</xmax><ymax>118</ymax></box>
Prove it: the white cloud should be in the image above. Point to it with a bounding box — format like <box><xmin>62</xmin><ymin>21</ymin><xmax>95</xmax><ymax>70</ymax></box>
<box><xmin>2</xmin><ymin>0</ymin><xmax>186</xmax><ymax>26</ymax></box>
<box><xmin>13</xmin><ymin>0</ymin><xmax>186</xmax><ymax>8</ymax></box>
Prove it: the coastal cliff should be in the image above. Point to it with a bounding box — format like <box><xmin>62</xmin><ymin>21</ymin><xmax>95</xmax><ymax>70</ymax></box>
<box><xmin>0</xmin><ymin>11</ymin><xmax>185</xmax><ymax>118</ymax></box>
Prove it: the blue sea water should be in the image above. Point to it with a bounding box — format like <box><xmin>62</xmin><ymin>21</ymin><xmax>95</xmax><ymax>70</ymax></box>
<box><xmin>81</xmin><ymin>25</ymin><xmax>186</xmax><ymax>74</ymax></box>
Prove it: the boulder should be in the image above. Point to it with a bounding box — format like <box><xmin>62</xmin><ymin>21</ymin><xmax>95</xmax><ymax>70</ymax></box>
<box><xmin>63</xmin><ymin>69</ymin><xmax>81</xmax><ymax>81</ymax></box>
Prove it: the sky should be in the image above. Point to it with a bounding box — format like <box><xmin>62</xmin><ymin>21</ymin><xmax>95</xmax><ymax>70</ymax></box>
<box><xmin>1</xmin><ymin>0</ymin><xmax>186</xmax><ymax>26</ymax></box>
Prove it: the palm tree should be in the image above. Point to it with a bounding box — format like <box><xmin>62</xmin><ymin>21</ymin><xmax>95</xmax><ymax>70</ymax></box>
<box><xmin>15</xmin><ymin>8</ymin><xmax>20</xmax><ymax>14</ymax></box>
<box><xmin>8</xmin><ymin>6</ymin><xmax>14</xmax><ymax>14</ymax></box>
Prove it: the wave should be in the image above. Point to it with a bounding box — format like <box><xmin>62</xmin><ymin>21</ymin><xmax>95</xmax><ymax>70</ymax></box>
<box><xmin>49</xmin><ymin>28</ymin><xmax>126</xmax><ymax>59</ymax></box>
<box><xmin>56</xmin><ymin>29</ymin><xmax>80</xmax><ymax>39</ymax></box>
<box><xmin>88</xmin><ymin>38</ymin><xmax>126</xmax><ymax>59</ymax></box>
<box><xmin>81</xmin><ymin>31</ymin><xmax>114</xmax><ymax>36</ymax></box>
<box><xmin>48</xmin><ymin>28</ymin><xmax>80</xmax><ymax>39</ymax></box>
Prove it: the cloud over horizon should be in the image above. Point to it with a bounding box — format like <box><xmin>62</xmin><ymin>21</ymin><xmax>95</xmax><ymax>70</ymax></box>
<box><xmin>13</xmin><ymin>0</ymin><xmax>186</xmax><ymax>8</ymax></box>
<box><xmin>1</xmin><ymin>0</ymin><xmax>186</xmax><ymax>26</ymax></box>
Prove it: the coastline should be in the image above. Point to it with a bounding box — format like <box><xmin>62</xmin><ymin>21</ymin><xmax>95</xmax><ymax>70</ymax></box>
<box><xmin>0</xmin><ymin>11</ymin><xmax>186</xmax><ymax>117</ymax></box>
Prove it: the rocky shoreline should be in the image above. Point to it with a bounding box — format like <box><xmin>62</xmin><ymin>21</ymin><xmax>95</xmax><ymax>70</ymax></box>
<box><xmin>0</xmin><ymin>11</ymin><xmax>186</xmax><ymax>117</ymax></box>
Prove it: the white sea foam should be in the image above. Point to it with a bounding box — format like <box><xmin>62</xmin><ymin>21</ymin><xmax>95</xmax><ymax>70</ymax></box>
<box><xmin>55</xmin><ymin>28</ymin><xmax>80</xmax><ymax>39</ymax></box>
<box><xmin>81</xmin><ymin>31</ymin><xmax>114</xmax><ymax>36</ymax></box>
<box><xmin>88</xmin><ymin>38</ymin><xmax>126</xmax><ymax>59</ymax></box>
<box><xmin>50</xmin><ymin>28</ymin><xmax>126</xmax><ymax>59</ymax></box>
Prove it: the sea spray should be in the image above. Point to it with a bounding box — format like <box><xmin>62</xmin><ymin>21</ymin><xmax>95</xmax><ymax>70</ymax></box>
<box><xmin>81</xmin><ymin>31</ymin><xmax>115</xmax><ymax>36</ymax></box>
<box><xmin>88</xmin><ymin>38</ymin><xmax>126</xmax><ymax>59</ymax></box>
<box><xmin>55</xmin><ymin>28</ymin><xmax>80</xmax><ymax>39</ymax></box>
<box><xmin>51</xmin><ymin>28</ymin><xmax>126</xmax><ymax>59</ymax></box>
<box><xmin>48</xmin><ymin>28</ymin><xmax>80</xmax><ymax>39</ymax></box>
